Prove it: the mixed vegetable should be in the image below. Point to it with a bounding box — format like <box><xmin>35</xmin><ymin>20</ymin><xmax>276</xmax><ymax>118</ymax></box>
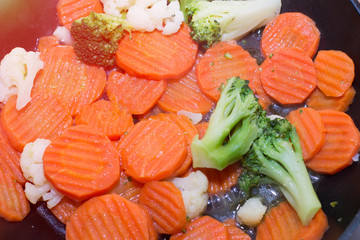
<box><xmin>0</xmin><ymin>0</ymin><xmax>359</xmax><ymax>239</ymax></box>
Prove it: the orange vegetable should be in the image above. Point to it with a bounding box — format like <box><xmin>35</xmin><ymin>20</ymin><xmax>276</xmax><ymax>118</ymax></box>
<box><xmin>0</xmin><ymin>93</ymin><xmax>72</xmax><ymax>152</ymax></box>
<box><xmin>256</xmin><ymin>201</ymin><xmax>328</xmax><ymax>240</ymax></box>
<box><xmin>223</xmin><ymin>219</ymin><xmax>251</xmax><ymax>240</ymax></box>
<box><xmin>110</xmin><ymin>170</ymin><xmax>144</xmax><ymax>203</ymax></box>
<box><xmin>66</xmin><ymin>194</ymin><xmax>157</xmax><ymax>240</ymax></box>
<box><xmin>307</xmin><ymin>87</ymin><xmax>356</xmax><ymax>112</ymax></box>
<box><xmin>251</xmin><ymin>68</ymin><xmax>272</xmax><ymax>110</ymax></box>
<box><xmin>118</xmin><ymin>119</ymin><xmax>187</xmax><ymax>183</ymax></box>
<box><xmin>260</xmin><ymin>47</ymin><xmax>317</xmax><ymax>105</ymax></box>
<box><xmin>37</xmin><ymin>35</ymin><xmax>60</xmax><ymax>52</ymax></box>
<box><xmin>50</xmin><ymin>197</ymin><xmax>82</xmax><ymax>224</ymax></box>
<box><xmin>261</xmin><ymin>12</ymin><xmax>320</xmax><ymax>58</ymax></box>
<box><xmin>56</xmin><ymin>0</ymin><xmax>103</xmax><ymax>29</ymax></box>
<box><xmin>116</xmin><ymin>23</ymin><xmax>198</xmax><ymax>80</ymax></box>
<box><xmin>287</xmin><ymin>107</ymin><xmax>326</xmax><ymax>161</ymax></box>
<box><xmin>75</xmin><ymin>99</ymin><xmax>134</xmax><ymax>140</ymax></box>
<box><xmin>306</xmin><ymin>110</ymin><xmax>360</xmax><ymax>174</ymax></box>
<box><xmin>139</xmin><ymin>181</ymin><xmax>187</xmax><ymax>234</ymax></box>
<box><xmin>196</xmin><ymin>40</ymin><xmax>258</xmax><ymax>101</ymax></box>
<box><xmin>106</xmin><ymin>71</ymin><xmax>166</xmax><ymax>115</ymax></box>
<box><xmin>43</xmin><ymin>125</ymin><xmax>120</xmax><ymax>201</ymax></box>
<box><xmin>314</xmin><ymin>50</ymin><xmax>355</xmax><ymax>97</ymax></box>
<box><xmin>195</xmin><ymin>121</ymin><xmax>209</xmax><ymax>140</ymax></box>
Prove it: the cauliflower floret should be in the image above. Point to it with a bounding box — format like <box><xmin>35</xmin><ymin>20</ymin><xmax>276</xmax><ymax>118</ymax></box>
<box><xmin>101</xmin><ymin>0</ymin><xmax>136</xmax><ymax>17</ymax></box>
<box><xmin>53</xmin><ymin>26</ymin><xmax>74</xmax><ymax>45</ymax></box>
<box><xmin>20</xmin><ymin>139</ymin><xmax>63</xmax><ymax>209</ymax></box>
<box><xmin>177</xmin><ymin>110</ymin><xmax>203</xmax><ymax>125</ymax></box>
<box><xmin>236</xmin><ymin>197</ymin><xmax>267</xmax><ymax>227</ymax></box>
<box><xmin>170</xmin><ymin>171</ymin><xmax>208</xmax><ymax>219</ymax></box>
<box><xmin>0</xmin><ymin>47</ymin><xmax>44</xmax><ymax>110</ymax></box>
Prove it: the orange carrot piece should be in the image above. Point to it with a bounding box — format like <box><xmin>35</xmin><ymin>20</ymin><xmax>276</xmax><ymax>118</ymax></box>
<box><xmin>139</xmin><ymin>181</ymin><xmax>187</xmax><ymax>234</ymax></box>
<box><xmin>0</xmin><ymin>165</ymin><xmax>29</xmax><ymax>221</ymax></box>
<box><xmin>251</xmin><ymin>68</ymin><xmax>272</xmax><ymax>110</ymax></box>
<box><xmin>196</xmin><ymin>40</ymin><xmax>258</xmax><ymax>101</ymax></box>
<box><xmin>256</xmin><ymin>201</ymin><xmax>328</xmax><ymax>240</ymax></box>
<box><xmin>307</xmin><ymin>87</ymin><xmax>356</xmax><ymax>112</ymax></box>
<box><xmin>314</xmin><ymin>50</ymin><xmax>355</xmax><ymax>97</ymax></box>
<box><xmin>306</xmin><ymin>110</ymin><xmax>360</xmax><ymax>174</ymax></box>
<box><xmin>75</xmin><ymin>99</ymin><xmax>134</xmax><ymax>140</ymax></box>
<box><xmin>195</xmin><ymin>121</ymin><xmax>209</xmax><ymax>140</ymax></box>
<box><xmin>57</xmin><ymin>0</ymin><xmax>103</xmax><ymax>29</ymax></box>
<box><xmin>33</xmin><ymin>44</ymin><xmax>106</xmax><ymax>116</ymax></box>
<box><xmin>43</xmin><ymin>125</ymin><xmax>120</xmax><ymax>201</ymax></box>
<box><xmin>199</xmin><ymin>163</ymin><xmax>242</xmax><ymax>195</ymax></box>
<box><xmin>116</xmin><ymin>23</ymin><xmax>198</xmax><ymax>81</ymax></box>
<box><xmin>66</xmin><ymin>194</ymin><xmax>157</xmax><ymax>240</ymax></box>
<box><xmin>0</xmin><ymin>127</ymin><xmax>26</xmax><ymax>185</ymax></box>
<box><xmin>261</xmin><ymin>12</ymin><xmax>320</xmax><ymax>58</ymax></box>
<box><xmin>260</xmin><ymin>47</ymin><xmax>317</xmax><ymax>105</ymax></box>
<box><xmin>287</xmin><ymin>107</ymin><xmax>326</xmax><ymax>161</ymax></box>
<box><xmin>50</xmin><ymin>197</ymin><xmax>82</xmax><ymax>224</ymax></box>
<box><xmin>170</xmin><ymin>216</ymin><xmax>230</xmax><ymax>240</ymax></box>
<box><xmin>222</xmin><ymin>219</ymin><xmax>251</xmax><ymax>240</ymax></box>
<box><xmin>0</xmin><ymin>93</ymin><xmax>72</xmax><ymax>152</ymax></box>
<box><xmin>106</xmin><ymin>71</ymin><xmax>166</xmax><ymax>115</ymax></box>
<box><xmin>37</xmin><ymin>36</ymin><xmax>60</xmax><ymax>52</ymax></box>
<box><xmin>118</xmin><ymin>119</ymin><xmax>187</xmax><ymax>183</ymax></box>
<box><xmin>110</xmin><ymin>170</ymin><xmax>144</xmax><ymax>203</ymax></box>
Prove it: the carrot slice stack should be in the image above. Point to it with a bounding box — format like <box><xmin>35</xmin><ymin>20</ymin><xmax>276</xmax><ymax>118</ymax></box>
<box><xmin>287</xmin><ymin>107</ymin><xmax>326</xmax><ymax>161</ymax></box>
<box><xmin>196</xmin><ymin>40</ymin><xmax>258</xmax><ymax>101</ymax></box>
<box><xmin>43</xmin><ymin>125</ymin><xmax>120</xmax><ymax>201</ymax></box>
<box><xmin>116</xmin><ymin>23</ymin><xmax>198</xmax><ymax>80</ymax></box>
<box><xmin>118</xmin><ymin>119</ymin><xmax>187</xmax><ymax>183</ymax></box>
<box><xmin>251</xmin><ymin>68</ymin><xmax>272</xmax><ymax>110</ymax></box>
<box><xmin>110</xmin><ymin>169</ymin><xmax>144</xmax><ymax>203</ymax></box>
<box><xmin>106</xmin><ymin>71</ymin><xmax>166</xmax><ymax>115</ymax></box>
<box><xmin>314</xmin><ymin>50</ymin><xmax>355</xmax><ymax>97</ymax></box>
<box><xmin>260</xmin><ymin>47</ymin><xmax>317</xmax><ymax>105</ymax></box>
<box><xmin>261</xmin><ymin>12</ymin><xmax>320</xmax><ymax>58</ymax></box>
<box><xmin>139</xmin><ymin>181</ymin><xmax>187</xmax><ymax>234</ymax></box>
<box><xmin>75</xmin><ymin>99</ymin><xmax>134</xmax><ymax>140</ymax></box>
<box><xmin>0</xmin><ymin>93</ymin><xmax>72</xmax><ymax>152</ymax></box>
<box><xmin>66</xmin><ymin>194</ymin><xmax>157</xmax><ymax>240</ymax></box>
<box><xmin>50</xmin><ymin>197</ymin><xmax>82</xmax><ymax>224</ymax></box>
<box><xmin>306</xmin><ymin>110</ymin><xmax>360</xmax><ymax>174</ymax></box>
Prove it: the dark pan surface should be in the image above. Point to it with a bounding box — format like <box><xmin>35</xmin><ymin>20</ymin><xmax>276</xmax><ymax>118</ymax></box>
<box><xmin>0</xmin><ymin>0</ymin><xmax>359</xmax><ymax>239</ymax></box>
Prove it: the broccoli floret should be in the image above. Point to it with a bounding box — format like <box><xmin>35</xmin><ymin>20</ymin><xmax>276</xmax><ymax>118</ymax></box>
<box><xmin>238</xmin><ymin>117</ymin><xmax>321</xmax><ymax>225</ymax></box>
<box><xmin>185</xmin><ymin>0</ymin><xmax>281</xmax><ymax>49</ymax></box>
<box><xmin>191</xmin><ymin>77</ymin><xmax>264</xmax><ymax>171</ymax></box>
<box><xmin>70</xmin><ymin>12</ymin><xmax>131</xmax><ymax>68</ymax></box>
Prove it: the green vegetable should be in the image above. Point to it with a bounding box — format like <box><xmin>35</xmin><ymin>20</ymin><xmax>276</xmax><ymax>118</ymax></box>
<box><xmin>191</xmin><ymin>77</ymin><xmax>265</xmax><ymax>170</ymax></box>
<box><xmin>238</xmin><ymin>117</ymin><xmax>321</xmax><ymax>225</ymax></box>
<box><xmin>70</xmin><ymin>12</ymin><xmax>131</xmax><ymax>68</ymax></box>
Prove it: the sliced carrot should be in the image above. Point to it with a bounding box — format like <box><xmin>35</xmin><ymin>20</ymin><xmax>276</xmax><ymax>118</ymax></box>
<box><xmin>110</xmin><ymin>169</ymin><xmax>144</xmax><ymax>203</ymax></box>
<box><xmin>256</xmin><ymin>201</ymin><xmax>328</xmax><ymax>240</ymax></box>
<box><xmin>118</xmin><ymin>119</ymin><xmax>187</xmax><ymax>183</ymax></box>
<box><xmin>139</xmin><ymin>181</ymin><xmax>187</xmax><ymax>234</ymax></box>
<box><xmin>57</xmin><ymin>0</ymin><xmax>103</xmax><ymax>29</ymax></box>
<box><xmin>135</xmin><ymin>105</ymin><xmax>164</xmax><ymax>122</ymax></box>
<box><xmin>43</xmin><ymin>125</ymin><xmax>120</xmax><ymax>201</ymax></box>
<box><xmin>157</xmin><ymin>54</ymin><xmax>215</xmax><ymax>114</ymax></box>
<box><xmin>0</xmin><ymin>127</ymin><xmax>26</xmax><ymax>185</ymax></box>
<box><xmin>314</xmin><ymin>50</ymin><xmax>355</xmax><ymax>97</ymax></box>
<box><xmin>261</xmin><ymin>12</ymin><xmax>320</xmax><ymax>58</ymax></box>
<box><xmin>0</xmin><ymin>165</ymin><xmax>29</xmax><ymax>221</ymax></box>
<box><xmin>199</xmin><ymin>163</ymin><xmax>242</xmax><ymax>195</ymax></box>
<box><xmin>307</xmin><ymin>87</ymin><xmax>356</xmax><ymax>112</ymax></box>
<box><xmin>195</xmin><ymin>121</ymin><xmax>209</xmax><ymax>140</ymax></box>
<box><xmin>116</xmin><ymin>23</ymin><xmax>198</xmax><ymax>81</ymax></box>
<box><xmin>0</xmin><ymin>93</ymin><xmax>72</xmax><ymax>152</ymax></box>
<box><xmin>170</xmin><ymin>216</ymin><xmax>230</xmax><ymax>240</ymax></box>
<box><xmin>50</xmin><ymin>197</ymin><xmax>82</xmax><ymax>224</ymax></box>
<box><xmin>306</xmin><ymin>110</ymin><xmax>360</xmax><ymax>174</ymax></box>
<box><xmin>75</xmin><ymin>99</ymin><xmax>134</xmax><ymax>140</ymax></box>
<box><xmin>251</xmin><ymin>68</ymin><xmax>272</xmax><ymax>110</ymax></box>
<box><xmin>196</xmin><ymin>40</ymin><xmax>258</xmax><ymax>101</ymax></box>
<box><xmin>260</xmin><ymin>47</ymin><xmax>317</xmax><ymax>105</ymax></box>
<box><xmin>33</xmin><ymin>44</ymin><xmax>106</xmax><ymax>116</ymax></box>
<box><xmin>106</xmin><ymin>71</ymin><xmax>166</xmax><ymax>115</ymax></box>
<box><xmin>287</xmin><ymin>107</ymin><xmax>326</xmax><ymax>161</ymax></box>
<box><xmin>66</xmin><ymin>194</ymin><xmax>157</xmax><ymax>240</ymax></box>
<box><xmin>37</xmin><ymin>35</ymin><xmax>60</xmax><ymax>52</ymax></box>
<box><xmin>222</xmin><ymin>218</ymin><xmax>251</xmax><ymax>240</ymax></box>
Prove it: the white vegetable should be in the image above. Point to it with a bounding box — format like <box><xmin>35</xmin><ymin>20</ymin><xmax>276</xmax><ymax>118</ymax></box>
<box><xmin>0</xmin><ymin>47</ymin><xmax>44</xmax><ymax>110</ymax></box>
<box><xmin>236</xmin><ymin>197</ymin><xmax>267</xmax><ymax>227</ymax></box>
<box><xmin>170</xmin><ymin>171</ymin><xmax>208</xmax><ymax>219</ymax></box>
<box><xmin>353</xmin><ymin>153</ymin><xmax>359</xmax><ymax>162</ymax></box>
<box><xmin>101</xmin><ymin>0</ymin><xmax>136</xmax><ymax>17</ymax></box>
<box><xmin>177</xmin><ymin>110</ymin><xmax>203</xmax><ymax>125</ymax></box>
<box><xmin>53</xmin><ymin>26</ymin><xmax>74</xmax><ymax>45</ymax></box>
<box><xmin>267</xmin><ymin>114</ymin><xmax>284</xmax><ymax>120</ymax></box>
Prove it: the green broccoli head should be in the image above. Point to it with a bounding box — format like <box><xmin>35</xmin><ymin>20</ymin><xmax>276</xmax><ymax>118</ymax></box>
<box><xmin>71</xmin><ymin>12</ymin><xmax>130</xmax><ymax>68</ymax></box>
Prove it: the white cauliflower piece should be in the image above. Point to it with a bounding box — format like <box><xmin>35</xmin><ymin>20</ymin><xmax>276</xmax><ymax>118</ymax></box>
<box><xmin>267</xmin><ymin>114</ymin><xmax>284</xmax><ymax>120</ymax></box>
<box><xmin>101</xmin><ymin>0</ymin><xmax>136</xmax><ymax>17</ymax></box>
<box><xmin>236</xmin><ymin>197</ymin><xmax>267</xmax><ymax>227</ymax></box>
<box><xmin>177</xmin><ymin>110</ymin><xmax>203</xmax><ymax>125</ymax></box>
<box><xmin>0</xmin><ymin>47</ymin><xmax>44</xmax><ymax>110</ymax></box>
<box><xmin>170</xmin><ymin>171</ymin><xmax>208</xmax><ymax>219</ymax></box>
<box><xmin>53</xmin><ymin>26</ymin><xmax>74</xmax><ymax>45</ymax></box>
<box><xmin>20</xmin><ymin>139</ymin><xmax>64</xmax><ymax>209</ymax></box>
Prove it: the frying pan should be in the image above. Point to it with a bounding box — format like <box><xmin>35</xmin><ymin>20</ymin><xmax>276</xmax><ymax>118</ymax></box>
<box><xmin>0</xmin><ymin>0</ymin><xmax>359</xmax><ymax>239</ymax></box>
